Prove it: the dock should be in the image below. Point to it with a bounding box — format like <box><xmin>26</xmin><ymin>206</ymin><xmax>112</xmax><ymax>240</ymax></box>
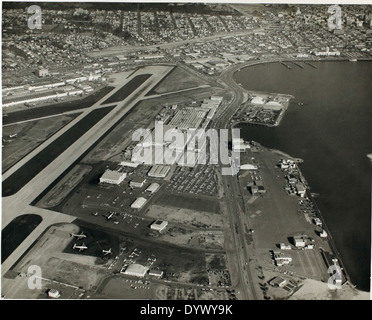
<box><xmin>303</xmin><ymin>61</ymin><xmax>317</xmax><ymax>68</ymax></box>
<box><xmin>280</xmin><ymin>61</ymin><xmax>292</xmax><ymax>69</ymax></box>
<box><xmin>292</xmin><ymin>61</ymin><xmax>304</xmax><ymax>69</ymax></box>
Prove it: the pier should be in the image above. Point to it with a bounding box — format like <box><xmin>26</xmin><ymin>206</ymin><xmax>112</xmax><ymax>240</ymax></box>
<box><xmin>280</xmin><ymin>61</ymin><xmax>292</xmax><ymax>69</ymax></box>
<box><xmin>303</xmin><ymin>61</ymin><xmax>317</xmax><ymax>68</ymax></box>
<box><xmin>292</xmin><ymin>61</ymin><xmax>304</xmax><ymax>69</ymax></box>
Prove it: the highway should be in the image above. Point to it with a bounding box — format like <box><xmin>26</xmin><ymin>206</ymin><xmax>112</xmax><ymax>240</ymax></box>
<box><xmin>208</xmin><ymin>63</ymin><xmax>259</xmax><ymax>300</ymax></box>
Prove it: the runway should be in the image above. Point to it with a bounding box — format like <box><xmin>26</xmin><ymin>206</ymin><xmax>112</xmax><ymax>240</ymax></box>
<box><xmin>1</xmin><ymin>65</ymin><xmax>174</xmax><ymax>279</ymax></box>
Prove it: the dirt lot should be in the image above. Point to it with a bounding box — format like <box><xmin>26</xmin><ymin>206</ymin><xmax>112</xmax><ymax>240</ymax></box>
<box><xmin>2</xmin><ymin>223</ymin><xmax>107</xmax><ymax>299</ymax></box>
<box><xmin>155</xmin><ymin>227</ymin><xmax>224</xmax><ymax>251</ymax></box>
<box><xmin>154</xmin><ymin>193</ymin><xmax>221</xmax><ymax>214</ymax></box>
<box><xmin>37</xmin><ymin>164</ymin><xmax>92</xmax><ymax>209</ymax></box>
<box><xmin>146</xmin><ymin>204</ymin><xmax>223</xmax><ymax>228</ymax></box>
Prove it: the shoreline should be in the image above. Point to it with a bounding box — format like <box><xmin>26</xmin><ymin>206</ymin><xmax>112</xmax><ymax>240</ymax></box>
<box><xmin>228</xmin><ymin>59</ymin><xmax>369</xmax><ymax>292</ymax></box>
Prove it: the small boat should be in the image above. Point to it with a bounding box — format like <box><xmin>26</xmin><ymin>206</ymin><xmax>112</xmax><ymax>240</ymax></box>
<box><xmin>349</xmin><ymin>58</ymin><xmax>357</xmax><ymax>62</ymax></box>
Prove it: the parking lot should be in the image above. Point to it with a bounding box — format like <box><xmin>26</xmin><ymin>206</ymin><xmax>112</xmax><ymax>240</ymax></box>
<box><xmin>165</xmin><ymin>165</ymin><xmax>218</xmax><ymax>196</ymax></box>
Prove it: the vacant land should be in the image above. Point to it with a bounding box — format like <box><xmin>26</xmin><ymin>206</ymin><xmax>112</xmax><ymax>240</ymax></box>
<box><xmin>37</xmin><ymin>164</ymin><xmax>92</xmax><ymax>209</ymax></box>
<box><xmin>155</xmin><ymin>193</ymin><xmax>221</xmax><ymax>214</ymax></box>
<box><xmin>155</xmin><ymin>227</ymin><xmax>224</xmax><ymax>250</ymax></box>
<box><xmin>147</xmin><ymin>204</ymin><xmax>223</xmax><ymax>228</ymax></box>
<box><xmin>2</xmin><ymin>114</ymin><xmax>78</xmax><ymax>173</ymax></box>
<box><xmin>151</xmin><ymin>67</ymin><xmax>210</xmax><ymax>94</ymax></box>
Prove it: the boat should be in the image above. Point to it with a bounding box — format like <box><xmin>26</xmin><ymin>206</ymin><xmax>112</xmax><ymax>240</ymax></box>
<box><xmin>349</xmin><ymin>58</ymin><xmax>357</xmax><ymax>62</ymax></box>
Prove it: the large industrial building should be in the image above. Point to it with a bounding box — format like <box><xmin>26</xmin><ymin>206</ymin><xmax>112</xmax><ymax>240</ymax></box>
<box><xmin>130</xmin><ymin>178</ymin><xmax>147</xmax><ymax>188</ymax></box>
<box><xmin>122</xmin><ymin>264</ymin><xmax>148</xmax><ymax>277</ymax></box>
<box><xmin>146</xmin><ymin>183</ymin><xmax>160</xmax><ymax>194</ymax></box>
<box><xmin>99</xmin><ymin>170</ymin><xmax>127</xmax><ymax>185</ymax></box>
<box><xmin>131</xmin><ymin>197</ymin><xmax>147</xmax><ymax>209</ymax></box>
<box><xmin>168</xmin><ymin>108</ymin><xmax>207</xmax><ymax>129</ymax></box>
<box><xmin>150</xmin><ymin>220</ymin><xmax>168</xmax><ymax>232</ymax></box>
<box><xmin>148</xmin><ymin>165</ymin><xmax>170</xmax><ymax>178</ymax></box>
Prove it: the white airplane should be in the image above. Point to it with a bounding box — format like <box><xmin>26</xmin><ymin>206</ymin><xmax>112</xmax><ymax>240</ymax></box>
<box><xmin>102</xmin><ymin>248</ymin><xmax>112</xmax><ymax>256</ymax></box>
<box><xmin>106</xmin><ymin>212</ymin><xmax>115</xmax><ymax>220</ymax></box>
<box><xmin>73</xmin><ymin>243</ymin><xmax>88</xmax><ymax>252</ymax></box>
<box><xmin>71</xmin><ymin>232</ymin><xmax>86</xmax><ymax>239</ymax></box>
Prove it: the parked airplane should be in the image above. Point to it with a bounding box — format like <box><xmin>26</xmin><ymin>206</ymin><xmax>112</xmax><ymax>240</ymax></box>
<box><xmin>71</xmin><ymin>232</ymin><xmax>86</xmax><ymax>239</ymax></box>
<box><xmin>106</xmin><ymin>212</ymin><xmax>116</xmax><ymax>220</ymax></box>
<box><xmin>73</xmin><ymin>243</ymin><xmax>88</xmax><ymax>252</ymax></box>
<box><xmin>102</xmin><ymin>248</ymin><xmax>112</xmax><ymax>256</ymax></box>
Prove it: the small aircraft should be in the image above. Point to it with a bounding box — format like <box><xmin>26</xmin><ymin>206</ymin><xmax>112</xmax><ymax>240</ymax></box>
<box><xmin>73</xmin><ymin>243</ymin><xmax>88</xmax><ymax>252</ymax></box>
<box><xmin>106</xmin><ymin>212</ymin><xmax>116</xmax><ymax>220</ymax></box>
<box><xmin>71</xmin><ymin>232</ymin><xmax>86</xmax><ymax>240</ymax></box>
<box><xmin>102</xmin><ymin>248</ymin><xmax>112</xmax><ymax>256</ymax></box>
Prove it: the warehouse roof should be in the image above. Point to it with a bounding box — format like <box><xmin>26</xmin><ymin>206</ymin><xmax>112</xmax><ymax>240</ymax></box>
<box><xmin>131</xmin><ymin>197</ymin><xmax>147</xmax><ymax>209</ymax></box>
<box><xmin>146</xmin><ymin>183</ymin><xmax>160</xmax><ymax>193</ymax></box>
<box><xmin>101</xmin><ymin>170</ymin><xmax>126</xmax><ymax>181</ymax></box>
<box><xmin>124</xmin><ymin>264</ymin><xmax>148</xmax><ymax>277</ymax></box>
<box><xmin>148</xmin><ymin>165</ymin><xmax>170</xmax><ymax>177</ymax></box>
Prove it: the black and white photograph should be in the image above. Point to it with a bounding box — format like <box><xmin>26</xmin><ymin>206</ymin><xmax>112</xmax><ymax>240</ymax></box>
<box><xmin>1</xmin><ymin>0</ymin><xmax>371</xmax><ymax>305</ymax></box>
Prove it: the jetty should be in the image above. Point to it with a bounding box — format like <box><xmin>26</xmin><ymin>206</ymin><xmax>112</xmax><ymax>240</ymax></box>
<box><xmin>280</xmin><ymin>61</ymin><xmax>292</xmax><ymax>69</ymax></box>
<box><xmin>292</xmin><ymin>61</ymin><xmax>304</xmax><ymax>69</ymax></box>
<box><xmin>303</xmin><ymin>61</ymin><xmax>317</xmax><ymax>68</ymax></box>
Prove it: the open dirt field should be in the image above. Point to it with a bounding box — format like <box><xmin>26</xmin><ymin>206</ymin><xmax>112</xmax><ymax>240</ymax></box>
<box><xmin>2</xmin><ymin>223</ymin><xmax>107</xmax><ymax>299</ymax></box>
<box><xmin>146</xmin><ymin>204</ymin><xmax>223</xmax><ymax>228</ymax></box>
<box><xmin>37</xmin><ymin>164</ymin><xmax>92</xmax><ymax>209</ymax></box>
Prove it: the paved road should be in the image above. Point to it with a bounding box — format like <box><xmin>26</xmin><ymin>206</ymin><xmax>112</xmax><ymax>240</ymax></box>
<box><xmin>87</xmin><ymin>28</ymin><xmax>264</xmax><ymax>58</ymax></box>
<box><xmin>208</xmin><ymin>63</ymin><xmax>259</xmax><ymax>300</ymax></box>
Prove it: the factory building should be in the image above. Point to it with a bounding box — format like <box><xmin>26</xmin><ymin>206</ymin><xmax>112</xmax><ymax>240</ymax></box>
<box><xmin>296</xmin><ymin>183</ymin><xmax>306</xmax><ymax>197</ymax></box>
<box><xmin>273</xmin><ymin>252</ymin><xmax>292</xmax><ymax>266</ymax></box>
<box><xmin>232</xmin><ymin>138</ymin><xmax>250</xmax><ymax>152</ymax></box>
<box><xmin>150</xmin><ymin>220</ymin><xmax>168</xmax><ymax>232</ymax></box>
<box><xmin>293</xmin><ymin>234</ymin><xmax>314</xmax><ymax>249</ymax></box>
<box><xmin>148</xmin><ymin>165</ymin><xmax>170</xmax><ymax>178</ymax></box>
<box><xmin>168</xmin><ymin>108</ymin><xmax>207</xmax><ymax>129</ymax></box>
<box><xmin>131</xmin><ymin>197</ymin><xmax>147</xmax><ymax>209</ymax></box>
<box><xmin>99</xmin><ymin>170</ymin><xmax>127</xmax><ymax>185</ymax></box>
<box><xmin>37</xmin><ymin>68</ymin><xmax>49</xmax><ymax>77</ymax></box>
<box><xmin>146</xmin><ymin>183</ymin><xmax>160</xmax><ymax>194</ymax></box>
<box><xmin>149</xmin><ymin>269</ymin><xmax>164</xmax><ymax>278</ymax></box>
<box><xmin>47</xmin><ymin>289</ymin><xmax>61</xmax><ymax>298</ymax></box>
<box><xmin>269</xmin><ymin>277</ymin><xmax>287</xmax><ymax>288</ymax></box>
<box><xmin>130</xmin><ymin>178</ymin><xmax>147</xmax><ymax>188</ymax></box>
<box><xmin>122</xmin><ymin>264</ymin><xmax>148</xmax><ymax>278</ymax></box>
<box><xmin>240</xmin><ymin>164</ymin><xmax>257</xmax><ymax>170</ymax></box>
